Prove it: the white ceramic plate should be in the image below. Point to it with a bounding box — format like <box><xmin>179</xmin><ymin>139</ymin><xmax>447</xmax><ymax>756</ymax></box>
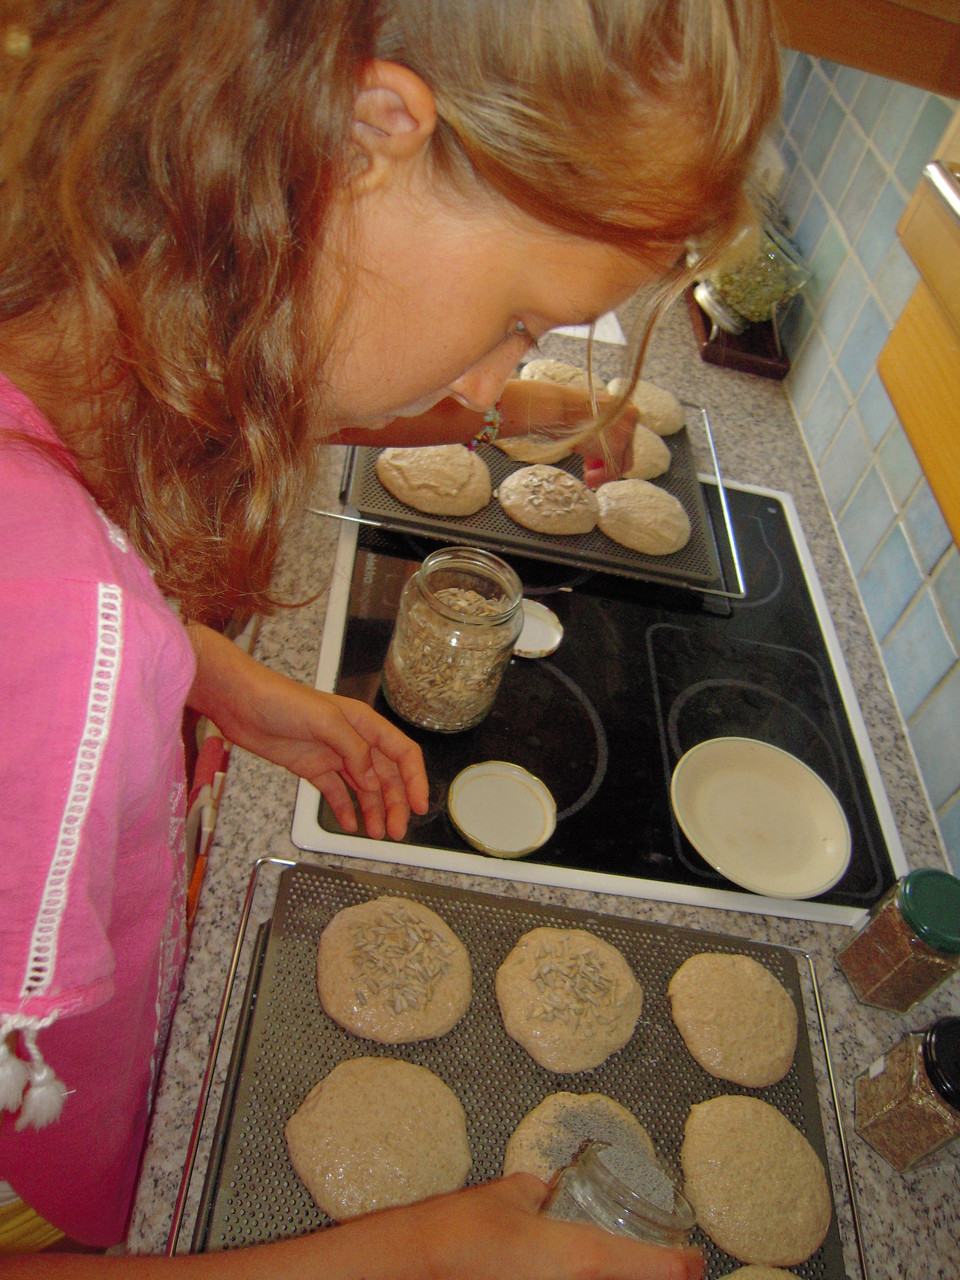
<box><xmin>514</xmin><ymin>599</ymin><xmax>564</xmax><ymax>658</ymax></box>
<box><xmin>448</xmin><ymin>761</ymin><xmax>556</xmax><ymax>858</ymax></box>
<box><xmin>670</xmin><ymin>737</ymin><xmax>851</xmax><ymax>899</ymax></box>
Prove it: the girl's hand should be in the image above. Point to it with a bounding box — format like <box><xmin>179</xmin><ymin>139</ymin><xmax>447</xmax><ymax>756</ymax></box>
<box><xmin>573</xmin><ymin>403</ymin><xmax>639</xmax><ymax>487</ymax></box>
<box><xmin>315</xmin><ymin>1174</ymin><xmax>705</xmax><ymax>1280</ymax></box>
<box><xmin>186</xmin><ymin>625</ymin><xmax>428</xmax><ymax>840</ymax></box>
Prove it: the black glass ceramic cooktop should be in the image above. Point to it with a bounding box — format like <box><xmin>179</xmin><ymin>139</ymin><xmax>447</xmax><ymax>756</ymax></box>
<box><xmin>317</xmin><ymin>485</ymin><xmax>897</xmax><ymax>911</ymax></box>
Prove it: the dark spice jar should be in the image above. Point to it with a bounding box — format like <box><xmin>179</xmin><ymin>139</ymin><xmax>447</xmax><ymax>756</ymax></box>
<box><xmin>854</xmin><ymin>1017</ymin><xmax>960</xmax><ymax>1172</ymax></box>
<box><xmin>836</xmin><ymin>868</ymin><xmax>960</xmax><ymax>1012</ymax></box>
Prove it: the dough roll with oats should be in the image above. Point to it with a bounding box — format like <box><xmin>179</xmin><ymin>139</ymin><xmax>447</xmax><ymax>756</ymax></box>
<box><xmin>681</xmin><ymin>1095</ymin><xmax>832</xmax><ymax>1266</ymax></box>
<box><xmin>495</xmin><ymin>927</ymin><xmax>643</xmax><ymax>1072</ymax></box>
<box><xmin>667</xmin><ymin>952</ymin><xmax>798</xmax><ymax>1087</ymax></box>
<box><xmin>317</xmin><ymin>896</ymin><xmax>472</xmax><ymax>1043</ymax></box>
<box><xmin>285</xmin><ymin>1057</ymin><xmax>470</xmax><ymax>1221</ymax></box>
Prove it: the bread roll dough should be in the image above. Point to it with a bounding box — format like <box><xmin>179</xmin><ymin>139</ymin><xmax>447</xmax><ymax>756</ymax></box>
<box><xmin>667</xmin><ymin>952</ymin><xmax>798</xmax><ymax>1087</ymax></box>
<box><xmin>494</xmin><ymin>433</ymin><xmax>574</xmax><ymax>465</ymax></box>
<box><xmin>521</xmin><ymin>357</ymin><xmax>604</xmax><ymax>394</ymax></box>
<box><xmin>622</xmin><ymin>423</ymin><xmax>671</xmax><ymax>480</ymax></box>
<box><xmin>681</xmin><ymin>1095</ymin><xmax>832</xmax><ymax>1266</ymax></box>
<box><xmin>596</xmin><ymin>478</ymin><xmax>691</xmax><ymax>555</ymax></box>
<box><xmin>495</xmin><ymin>927</ymin><xmax>643</xmax><ymax>1072</ymax></box>
<box><xmin>498</xmin><ymin>464</ymin><xmax>599</xmax><ymax>535</ymax></box>
<box><xmin>376</xmin><ymin>444</ymin><xmax>491</xmax><ymax>516</ymax></box>
<box><xmin>317</xmin><ymin>896</ymin><xmax>472</xmax><ymax>1044</ymax></box>
<box><xmin>285</xmin><ymin>1057</ymin><xmax>471</xmax><ymax>1221</ymax></box>
<box><xmin>606</xmin><ymin>376</ymin><xmax>685</xmax><ymax>435</ymax></box>
<box><xmin>503</xmin><ymin>1091</ymin><xmax>655</xmax><ymax>1181</ymax></box>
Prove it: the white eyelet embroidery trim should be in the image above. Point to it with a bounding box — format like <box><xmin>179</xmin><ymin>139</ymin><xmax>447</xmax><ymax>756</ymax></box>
<box><xmin>20</xmin><ymin>583</ymin><xmax>123</xmax><ymax>1000</ymax></box>
<box><xmin>93</xmin><ymin>500</ymin><xmax>129</xmax><ymax>552</ymax></box>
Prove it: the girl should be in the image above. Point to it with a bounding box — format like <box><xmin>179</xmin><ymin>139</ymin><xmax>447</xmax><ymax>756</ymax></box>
<box><xmin>0</xmin><ymin>1</ymin><xmax>779</xmax><ymax>1274</ymax></box>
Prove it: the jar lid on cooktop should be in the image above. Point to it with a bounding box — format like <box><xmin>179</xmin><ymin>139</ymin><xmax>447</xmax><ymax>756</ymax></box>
<box><xmin>899</xmin><ymin>869</ymin><xmax>960</xmax><ymax>953</ymax></box>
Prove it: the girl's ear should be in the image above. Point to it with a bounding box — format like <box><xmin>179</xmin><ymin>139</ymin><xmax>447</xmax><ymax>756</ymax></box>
<box><xmin>351</xmin><ymin>60</ymin><xmax>438</xmax><ymax>192</ymax></box>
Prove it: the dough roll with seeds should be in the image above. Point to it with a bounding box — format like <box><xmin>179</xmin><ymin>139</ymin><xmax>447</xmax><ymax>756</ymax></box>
<box><xmin>495</xmin><ymin>926</ymin><xmax>643</xmax><ymax>1072</ymax></box>
<box><xmin>285</xmin><ymin>1057</ymin><xmax>470</xmax><ymax>1221</ymax></box>
<box><xmin>498</xmin><ymin>463</ymin><xmax>599</xmax><ymax>535</ymax></box>
<box><xmin>317</xmin><ymin>896</ymin><xmax>472</xmax><ymax>1043</ymax></box>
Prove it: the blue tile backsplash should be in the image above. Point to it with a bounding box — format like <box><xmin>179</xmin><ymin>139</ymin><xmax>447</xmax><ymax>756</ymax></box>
<box><xmin>776</xmin><ymin>52</ymin><xmax>960</xmax><ymax>876</ymax></box>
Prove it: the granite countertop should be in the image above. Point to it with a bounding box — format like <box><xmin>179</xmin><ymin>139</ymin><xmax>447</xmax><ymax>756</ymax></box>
<box><xmin>128</xmin><ymin>301</ymin><xmax>958</xmax><ymax>1278</ymax></box>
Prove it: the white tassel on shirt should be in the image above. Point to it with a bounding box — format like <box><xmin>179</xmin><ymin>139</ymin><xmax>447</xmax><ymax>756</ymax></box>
<box><xmin>0</xmin><ymin>1020</ymin><xmax>66</xmax><ymax>1130</ymax></box>
<box><xmin>0</xmin><ymin>1037</ymin><xmax>29</xmax><ymax>1114</ymax></box>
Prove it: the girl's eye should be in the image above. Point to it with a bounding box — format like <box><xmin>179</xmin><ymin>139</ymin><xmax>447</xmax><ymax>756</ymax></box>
<box><xmin>510</xmin><ymin>319</ymin><xmax>541</xmax><ymax>353</ymax></box>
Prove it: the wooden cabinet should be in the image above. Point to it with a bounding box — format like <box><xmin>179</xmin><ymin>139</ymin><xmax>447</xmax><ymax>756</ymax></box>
<box><xmin>878</xmin><ymin>110</ymin><xmax>960</xmax><ymax>547</ymax></box>
<box><xmin>774</xmin><ymin>0</ymin><xmax>960</xmax><ymax>96</ymax></box>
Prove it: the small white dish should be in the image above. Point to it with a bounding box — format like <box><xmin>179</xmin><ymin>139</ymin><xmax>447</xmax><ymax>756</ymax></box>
<box><xmin>670</xmin><ymin>736</ymin><xmax>851</xmax><ymax>899</ymax></box>
<box><xmin>515</xmin><ymin>599</ymin><xmax>564</xmax><ymax>658</ymax></box>
<box><xmin>448</xmin><ymin>761</ymin><xmax>556</xmax><ymax>858</ymax></box>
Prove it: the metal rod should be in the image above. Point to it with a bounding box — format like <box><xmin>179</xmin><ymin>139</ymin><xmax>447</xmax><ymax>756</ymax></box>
<box><xmin>165</xmin><ymin>857</ymin><xmax>296</xmax><ymax>1255</ymax></box>
<box><xmin>804</xmin><ymin>948</ymin><xmax>870</xmax><ymax>1280</ymax></box>
<box><xmin>306</xmin><ymin>506</ymin><xmax>384</xmax><ymax>529</ymax></box>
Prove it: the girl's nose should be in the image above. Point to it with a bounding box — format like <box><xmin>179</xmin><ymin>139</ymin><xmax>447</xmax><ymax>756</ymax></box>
<box><xmin>447</xmin><ymin>347</ymin><xmax>521</xmax><ymax>412</ymax></box>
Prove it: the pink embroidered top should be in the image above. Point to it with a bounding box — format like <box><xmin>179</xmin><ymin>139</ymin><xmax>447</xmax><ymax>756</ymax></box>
<box><xmin>0</xmin><ymin>372</ymin><xmax>196</xmax><ymax>1246</ymax></box>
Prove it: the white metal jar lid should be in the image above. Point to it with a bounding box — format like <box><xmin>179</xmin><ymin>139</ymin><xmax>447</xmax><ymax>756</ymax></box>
<box><xmin>447</xmin><ymin>761</ymin><xmax>556</xmax><ymax>858</ymax></box>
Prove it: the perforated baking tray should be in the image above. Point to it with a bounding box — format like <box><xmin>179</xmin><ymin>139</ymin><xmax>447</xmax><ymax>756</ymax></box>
<box><xmin>191</xmin><ymin>863</ymin><xmax>847</xmax><ymax>1279</ymax></box>
<box><xmin>344</xmin><ymin>406</ymin><xmax>725</xmax><ymax>589</ymax></box>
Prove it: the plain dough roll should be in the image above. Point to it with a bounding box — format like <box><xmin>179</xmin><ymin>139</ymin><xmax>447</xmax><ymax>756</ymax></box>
<box><xmin>596</xmin><ymin>478</ymin><xmax>691</xmax><ymax>555</ymax></box>
<box><xmin>520</xmin><ymin>357</ymin><xmax>604</xmax><ymax>395</ymax></box>
<box><xmin>667</xmin><ymin>952</ymin><xmax>798</xmax><ymax>1087</ymax></box>
<box><xmin>606</xmin><ymin>376</ymin><xmax>685</xmax><ymax>436</ymax></box>
<box><xmin>681</xmin><ymin>1095</ymin><xmax>832</xmax><ymax>1266</ymax></box>
<box><xmin>376</xmin><ymin>444</ymin><xmax>491</xmax><ymax>515</ymax></box>
<box><xmin>285</xmin><ymin>1058</ymin><xmax>471</xmax><ymax>1221</ymax></box>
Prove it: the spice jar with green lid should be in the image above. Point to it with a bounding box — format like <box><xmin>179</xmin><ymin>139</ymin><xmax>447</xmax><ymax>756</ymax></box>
<box><xmin>836</xmin><ymin>868</ymin><xmax>960</xmax><ymax>1012</ymax></box>
<box><xmin>854</xmin><ymin>1017</ymin><xmax>960</xmax><ymax>1171</ymax></box>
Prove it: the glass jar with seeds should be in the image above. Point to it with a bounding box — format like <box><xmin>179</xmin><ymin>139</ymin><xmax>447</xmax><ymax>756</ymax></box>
<box><xmin>854</xmin><ymin>1017</ymin><xmax>960</xmax><ymax>1172</ymax></box>
<box><xmin>381</xmin><ymin>546</ymin><xmax>524</xmax><ymax>732</ymax></box>
<box><xmin>543</xmin><ymin>1140</ymin><xmax>695</xmax><ymax>1247</ymax></box>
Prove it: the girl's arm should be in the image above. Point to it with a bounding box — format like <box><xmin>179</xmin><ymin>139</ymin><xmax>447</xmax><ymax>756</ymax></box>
<box><xmin>327</xmin><ymin>379</ymin><xmax>638</xmax><ymax>484</ymax></box>
<box><xmin>2</xmin><ymin>1176</ymin><xmax>703</xmax><ymax>1279</ymax></box>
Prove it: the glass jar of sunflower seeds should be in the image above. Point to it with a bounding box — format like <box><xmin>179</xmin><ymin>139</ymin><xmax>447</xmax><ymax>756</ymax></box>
<box><xmin>381</xmin><ymin>546</ymin><xmax>524</xmax><ymax>733</ymax></box>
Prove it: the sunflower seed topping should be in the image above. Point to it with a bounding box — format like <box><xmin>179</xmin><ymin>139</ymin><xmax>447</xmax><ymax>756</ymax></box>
<box><xmin>348</xmin><ymin>902</ymin><xmax>456</xmax><ymax>1014</ymax></box>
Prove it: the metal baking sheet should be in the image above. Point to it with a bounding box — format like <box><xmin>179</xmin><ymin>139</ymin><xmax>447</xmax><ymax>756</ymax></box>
<box><xmin>345</xmin><ymin>407</ymin><xmax>724</xmax><ymax>589</ymax></box>
<box><xmin>192</xmin><ymin>863</ymin><xmax>847</xmax><ymax>1279</ymax></box>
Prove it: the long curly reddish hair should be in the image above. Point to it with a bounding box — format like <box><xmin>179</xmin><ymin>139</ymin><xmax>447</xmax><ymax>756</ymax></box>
<box><xmin>0</xmin><ymin>0</ymin><xmax>779</xmax><ymax>623</ymax></box>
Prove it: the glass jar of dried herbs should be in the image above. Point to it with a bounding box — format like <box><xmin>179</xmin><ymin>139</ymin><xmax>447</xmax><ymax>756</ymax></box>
<box><xmin>855</xmin><ymin>1018</ymin><xmax>960</xmax><ymax>1172</ymax></box>
<box><xmin>836</xmin><ymin>869</ymin><xmax>960</xmax><ymax>1012</ymax></box>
